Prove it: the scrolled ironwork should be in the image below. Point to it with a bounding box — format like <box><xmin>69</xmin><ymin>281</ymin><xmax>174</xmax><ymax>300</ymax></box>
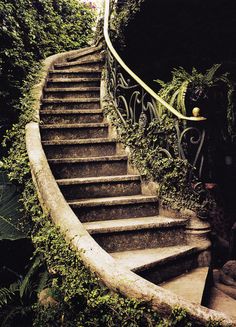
<box><xmin>104</xmin><ymin>0</ymin><xmax>209</xmax><ymax>189</ymax></box>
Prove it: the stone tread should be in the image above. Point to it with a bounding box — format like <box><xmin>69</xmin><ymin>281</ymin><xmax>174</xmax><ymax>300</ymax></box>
<box><xmin>110</xmin><ymin>245</ymin><xmax>197</xmax><ymax>272</ymax></box>
<box><xmin>54</xmin><ymin>57</ymin><xmax>103</xmax><ymax>68</ymax></box>
<box><xmin>42</xmin><ymin>138</ymin><xmax>117</xmax><ymax>146</ymax></box>
<box><xmin>49</xmin><ymin>68</ymin><xmax>102</xmax><ymax>73</ymax></box>
<box><xmin>68</xmin><ymin>194</ymin><xmax>158</xmax><ymax>208</ymax></box>
<box><xmin>56</xmin><ymin>174</ymin><xmax>140</xmax><ymax>185</ymax></box>
<box><xmin>44</xmin><ymin>87</ymin><xmax>100</xmax><ymax>92</ymax></box>
<box><xmin>40</xmin><ymin>122</ymin><xmax>108</xmax><ymax>129</ymax></box>
<box><xmin>208</xmin><ymin>287</ymin><xmax>236</xmax><ymax>320</ymax></box>
<box><xmin>40</xmin><ymin>109</ymin><xmax>103</xmax><ymax>115</ymax></box>
<box><xmin>47</xmin><ymin>77</ymin><xmax>100</xmax><ymax>83</ymax></box>
<box><xmin>160</xmin><ymin>267</ymin><xmax>209</xmax><ymax>304</ymax></box>
<box><xmin>48</xmin><ymin>155</ymin><xmax>127</xmax><ymax>164</ymax></box>
<box><xmin>42</xmin><ymin>98</ymin><xmax>100</xmax><ymax>103</ymax></box>
<box><xmin>83</xmin><ymin>216</ymin><xmax>188</xmax><ymax>234</ymax></box>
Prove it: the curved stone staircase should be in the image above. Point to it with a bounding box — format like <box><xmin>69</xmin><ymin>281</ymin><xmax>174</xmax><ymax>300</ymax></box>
<box><xmin>31</xmin><ymin>45</ymin><xmax>236</xmax><ymax>324</ymax></box>
<box><xmin>40</xmin><ymin>46</ymin><xmax>211</xmax><ymax>301</ymax></box>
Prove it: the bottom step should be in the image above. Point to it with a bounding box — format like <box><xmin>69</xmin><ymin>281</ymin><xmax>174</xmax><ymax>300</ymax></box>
<box><xmin>160</xmin><ymin>267</ymin><xmax>210</xmax><ymax>305</ymax></box>
<box><xmin>208</xmin><ymin>287</ymin><xmax>236</xmax><ymax>321</ymax></box>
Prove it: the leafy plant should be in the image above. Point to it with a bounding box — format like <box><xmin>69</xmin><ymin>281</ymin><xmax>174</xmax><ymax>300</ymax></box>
<box><xmin>0</xmin><ymin>255</ymin><xmax>49</xmax><ymax>326</ymax></box>
<box><xmin>155</xmin><ymin>65</ymin><xmax>235</xmax><ymax>137</ymax></box>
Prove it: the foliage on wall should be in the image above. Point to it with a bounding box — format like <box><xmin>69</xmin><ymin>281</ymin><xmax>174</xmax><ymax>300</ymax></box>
<box><xmin>0</xmin><ymin>0</ymin><xmax>95</xmax><ymax>127</ymax></box>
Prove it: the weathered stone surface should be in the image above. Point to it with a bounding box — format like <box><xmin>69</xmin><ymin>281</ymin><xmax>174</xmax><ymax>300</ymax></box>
<box><xmin>160</xmin><ymin>267</ymin><xmax>210</xmax><ymax>305</ymax></box>
<box><xmin>40</xmin><ymin>123</ymin><xmax>108</xmax><ymax>141</ymax></box>
<box><xmin>68</xmin><ymin>195</ymin><xmax>159</xmax><ymax>222</ymax></box>
<box><xmin>43</xmin><ymin>138</ymin><xmax>117</xmax><ymax>159</ymax></box>
<box><xmin>48</xmin><ymin>155</ymin><xmax>128</xmax><ymax>179</ymax></box>
<box><xmin>58</xmin><ymin>175</ymin><xmax>141</xmax><ymax>200</ymax></box>
<box><xmin>220</xmin><ymin>260</ymin><xmax>236</xmax><ymax>285</ymax></box>
<box><xmin>46</xmin><ymin>77</ymin><xmax>100</xmax><ymax>88</ymax></box>
<box><xmin>40</xmin><ymin>109</ymin><xmax>104</xmax><ymax>124</ymax></box>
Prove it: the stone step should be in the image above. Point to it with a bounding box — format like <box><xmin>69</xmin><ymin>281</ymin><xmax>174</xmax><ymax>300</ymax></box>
<box><xmin>54</xmin><ymin>57</ymin><xmax>104</xmax><ymax>70</ymax></box>
<box><xmin>40</xmin><ymin>122</ymin><xmax>108</xmax><ymax>141</ymax></box>
<box><xmin>41</xmin><ymin>98</ymin><xmax>100</xmax><ymax>110</ymax></box>
<box><xmin>48</xmin><ymin>155</ymin><xmax>128</xmax><ymax>179</ymax></box>
<box><xmin>68</xmin><ymin>195</ymin><xmax>158</xmax><ymax>222</ymax></box>
<box><xmin>40</xmin><ymin>109</ymin><xmax>104</xmax><ymax>124</ymax></box>
<box><xmin>46</xmin><ymin>77</ymin><xmax>100</xmax><ymax>88</ymax></box>
<box><xmin>111</xmin><ymin>245</ymin><xmax>199</xmax><ymax>284</ymax></box>
<box><xmin>66</xmin><ymin>45</ymin><xmax>103</xmax><ymax>62</ymax></box>
<box><xmin>208</xmin><ymin>287</ymin><xmax>236</xmax><ymax>321</ymax></box>
<box><xmin>160</xmin><ymin>267</ymin><xmax>210</xmax><ymax>305</ymax></box>
<box><xmin>67</xmin><ymin>52</ymin><xmax>103</xmax><ymax>64</ymax></box>
<box><xmin>43</xmin><ymin>87</ymin><xmax>100</xmax><ymax>99</ymax></box>
<box><xmin>43</xmin><ymin>138</ymin><xmax>117</xmax><ymax>159</ymax></box>
<box><xmin>57</xmin><ymin>175</ymin><xmax>141</xmax><ymax>200</ymax></box>
<box><xmin>48</xmin><ymin>69</ymin><xmax>101</xmax><ymax>79</ymax></box>
<box><xmin>83</xmin><ymin>216</ymin><xmax>188</xmax><ymax>252</ymax></box>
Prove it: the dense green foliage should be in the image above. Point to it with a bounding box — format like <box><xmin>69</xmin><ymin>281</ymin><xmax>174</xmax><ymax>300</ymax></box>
<box><xmin>0</xmin><ymin>0</ymin><xmax>95</xmax><ymax>127</ymax></box>
<box><xmin>110</xmin><ymin>0</ymin><xmax>144</xmax><ymax>47</ymax></box>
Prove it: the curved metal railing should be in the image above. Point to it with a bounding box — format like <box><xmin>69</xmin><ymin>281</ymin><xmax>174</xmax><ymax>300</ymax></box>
<box><xmin>103</xmin><ymin>0</ymin><xmax>206</xmax><ymax>122</ymax></box>
<box><xmin>103</xmin><ymin>0</ymin><xmax>208</xmax><ymax>182</ymax></box>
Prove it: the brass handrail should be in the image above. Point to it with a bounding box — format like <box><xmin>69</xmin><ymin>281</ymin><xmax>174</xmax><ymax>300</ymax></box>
<box><xmin>103</xmin><ymin>0</ymin><xmax>206</xmax><ymax>122</ymax></box>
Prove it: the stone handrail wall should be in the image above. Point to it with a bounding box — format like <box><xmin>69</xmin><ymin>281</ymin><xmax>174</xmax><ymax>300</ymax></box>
<box><xmin>25</xmin><ymin>49</ymin><xmax>235</xmax><ymax>327</ymax></box>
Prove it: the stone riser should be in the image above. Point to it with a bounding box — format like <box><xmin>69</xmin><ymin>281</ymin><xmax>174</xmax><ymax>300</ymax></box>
<box><xmin>59</xmin><ymin>180</ymin><xmax>141</xmax><ymax>200</ymax></box>
<box><xmin>49</xmin><ymin>160</ymin><xmax>128</xmax><ymax>179</ymax></box>
<box><xmin>94</xmin><ymin>227</ymin><xmax>187</xmax><ymax>252</ymax></box>
<box><xmin>44</xmin><ymin>143</ymin><xmax>117</xmax><ymax>159</ymax></box>
<box><xmin>40</xmin><ymin>113</ymin><xmax>104</xmax><ymax>124</ymax></box>
<box><xmin>139</xmin><ymin>252</ymin><xmax>199</xmax><ymax>284</ymax></box>
<box><xmin>67</xmin><ymin>48</ymin><xmax>102</xmax><ymax>62</ymax></box>
<box><xmin>71</xmin><ymin>202</ymin><xmax>159</xmax><ymax>222</ymax></box>
<box><xmin>48</xmin><ymin>71</ymin><xmax>101</xmax><ymax>79</ymax></box>
<box><xmin>41</xmin><ymin>102</ymin><xmax>100</xmax><ymax>110</ymax></box>
<box><xmin>41</xmin><ymin>126</ymin><xmax>108</xmax><ymax>141</ymax></box>
<box><xmin>43</xmin><ymin>91</ymin><xmax>100</xmax><ymax>99</ymax></box>
<box><xmin>46</xmin><ymin>81</ymin><xmax>100</xmax><ymax>88</ymax></box>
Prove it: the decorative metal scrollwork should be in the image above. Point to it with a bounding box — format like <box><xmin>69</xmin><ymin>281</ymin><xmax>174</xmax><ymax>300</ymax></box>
<box><xmin>106</xmin><ymin>48</ymin><xmax>207</xmax><ymax>183</ymax></box>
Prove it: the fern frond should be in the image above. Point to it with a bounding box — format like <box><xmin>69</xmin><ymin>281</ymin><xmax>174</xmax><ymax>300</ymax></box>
<box><xmin>204</xmin><ymin>64</ymin><xmax>221</xmax><ymax>83</ymax></box>
<box><xmin>36</xmin><ymin>270</ymin><xmax>50</xmax><ymax>293</ymax></box>
<box><xmin>169</xmin><ymin>89</ymin><xmax>179</xmax><ymax>106</ymax></box>
<box><xmin>0</xmin><ymin>288</ymin><xmax>13</xmax><ymax>308</ymax></box>
<box><xmin>19</xmin><ymin>255</ymin><xmax>42</xmax><ymax>299</ymax></box>
<box><xmin>154</xmin><ymin>79</ymin><xmax>166</xmax><ymax>88</ymax></box>
<box><xmin>177</xmin><ymin>81</ymin><xmax>189</xmax><ymax>116</ymax></box>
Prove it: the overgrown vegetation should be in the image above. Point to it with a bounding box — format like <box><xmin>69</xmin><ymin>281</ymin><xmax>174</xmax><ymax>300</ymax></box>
<box><xmin>0</xmin><ymin>0</ymin><xmax>95</xmax><ymax>129</ymax></box>
<box><xmin>110</xmin><ymin>0</ymin><xmax>145</xmax><ymax>47</ymax></box>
